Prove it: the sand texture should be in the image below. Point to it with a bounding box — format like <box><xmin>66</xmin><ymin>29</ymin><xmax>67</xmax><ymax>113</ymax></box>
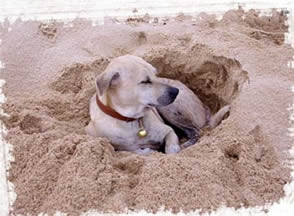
<box><xmin>0</xmin><ymin>9</ymin><xmax>293</xmax><ymax>215</ymax></box>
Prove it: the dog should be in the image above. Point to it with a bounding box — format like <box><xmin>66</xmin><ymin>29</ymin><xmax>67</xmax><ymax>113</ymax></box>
<box><xmin>85</xmin><ymin>55</ymin><xmax>230</xmax><ymax>154</ymax></box>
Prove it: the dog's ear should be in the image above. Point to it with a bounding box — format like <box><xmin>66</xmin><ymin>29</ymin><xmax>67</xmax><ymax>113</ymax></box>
<box><xmin>95</xmin><ymin>71</ymin><xmax>120</xmax><ymax>96</ymax></box>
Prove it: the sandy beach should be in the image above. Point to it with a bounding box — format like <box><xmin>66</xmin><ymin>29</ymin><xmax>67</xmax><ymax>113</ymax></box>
<box><xmin>0</xmin><ymin>8</ymin><xmax>293</xmax><ymax>215</ymax></box>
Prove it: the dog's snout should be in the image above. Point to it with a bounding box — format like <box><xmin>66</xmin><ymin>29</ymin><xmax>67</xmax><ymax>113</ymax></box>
<box><xmin>168</xmin><ymin>87</ymin><xmax>179</xmax><ymax>100</ymax></box>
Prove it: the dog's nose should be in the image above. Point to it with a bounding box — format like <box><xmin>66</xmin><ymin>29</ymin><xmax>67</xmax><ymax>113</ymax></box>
<box><xmin>168</xmin><ymin>87</ymin><xmax>179</xmax><ymax>100</ymax></box>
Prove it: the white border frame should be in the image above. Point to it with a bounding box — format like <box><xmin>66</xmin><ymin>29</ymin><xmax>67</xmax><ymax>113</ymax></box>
<box><xmin>1</xmin><ymin>1</ymin><xmax>293</xmax><ymax>216</ymax></box>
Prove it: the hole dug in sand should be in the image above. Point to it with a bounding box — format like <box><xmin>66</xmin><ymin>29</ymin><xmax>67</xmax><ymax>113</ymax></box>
<box><xmin>2</xmin><ymin>31</ymin><xmax>289</xmax><ymax>216</ymax></box>
<box><xmin>144</xmin><ymin>44</ymin><xmax>249</xmax><ymax>113</ymax></box>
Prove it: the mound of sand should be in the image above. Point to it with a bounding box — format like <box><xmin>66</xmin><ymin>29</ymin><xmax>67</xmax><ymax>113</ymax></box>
<box><xmin>0</xmin><ymin>8</ymin><xmax>293</xmax><ymax>215</ymax></box>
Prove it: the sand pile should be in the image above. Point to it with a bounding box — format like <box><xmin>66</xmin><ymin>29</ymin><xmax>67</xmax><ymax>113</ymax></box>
<box><xmin>0</xmin><ymin>8</ymin><xmax>293</xmax><ymax>215</ymax></box>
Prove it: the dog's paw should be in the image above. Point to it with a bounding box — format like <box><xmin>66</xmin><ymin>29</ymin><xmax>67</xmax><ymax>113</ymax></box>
<box><xmin>165</xmin><ymin>144</ymin><xmax>181</xmax><ymax>154</ymax></box>
<box><xmin>134</xmin><ymin>148</ymin><xmax>155</xmax><ymax>155</ymax></box>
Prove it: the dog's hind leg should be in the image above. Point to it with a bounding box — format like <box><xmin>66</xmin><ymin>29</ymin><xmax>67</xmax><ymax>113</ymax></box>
<box><xmin>181</xmin><ymin>137</ymin><xmax>198</xmax><ymax>149</ymax></box>
<box><xmin>179</xmin><ymin>126</ymin><xmax>200</xmax><ymax>149</ymax></box>
<box><xmin>208</xmin><ymin>105</ymin><xmax>230</xmax><ymax>128</ymax></box>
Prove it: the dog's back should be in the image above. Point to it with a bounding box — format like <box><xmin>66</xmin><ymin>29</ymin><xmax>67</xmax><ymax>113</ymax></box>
<box><xmin>157</xmin><ymin>78</ymin><xmax>230</xmax><ymax>148</ymax></box>
<box><xmin>157</xmin><ymin>78</ymin><xmax>207</xmax><ymax>131</ymax></box>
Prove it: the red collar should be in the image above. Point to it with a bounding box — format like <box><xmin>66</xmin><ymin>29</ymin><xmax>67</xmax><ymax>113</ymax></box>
<box><xmin>96</xmin><ymin>94</ymin><xmax>137</xmax><ymax>122</ymax></box>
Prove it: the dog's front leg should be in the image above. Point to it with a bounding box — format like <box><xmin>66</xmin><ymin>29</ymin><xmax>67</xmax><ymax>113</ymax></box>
<box><xmin>85</xmin><ymin>121</ymin><xmax>97</xmax><ymax>136</ymax></box>
<box><xmin>164</xmin><ymin>131</ymin><xmax>181</xmax><ymax>154</ymax></box>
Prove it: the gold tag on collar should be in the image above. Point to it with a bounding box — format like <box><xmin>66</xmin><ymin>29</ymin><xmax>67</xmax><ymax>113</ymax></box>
<box><xmin>138</xmin><ymin>129</ymin><xmax>147</xmax><ymax>138</ymax></box>
<box><xmin>138</xmin><ymin>117</ymin><xmax>147</xmax><ymax>138</ymax></box>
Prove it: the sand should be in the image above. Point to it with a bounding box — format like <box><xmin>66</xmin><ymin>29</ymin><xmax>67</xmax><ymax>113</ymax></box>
<box><xmin>0</xmin><ymin>8</ymin><xmax>293</xmax><ymax>215</ymax></box>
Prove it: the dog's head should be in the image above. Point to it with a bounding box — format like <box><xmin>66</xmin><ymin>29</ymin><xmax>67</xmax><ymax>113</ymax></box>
<box><xmin>95</xmin><ymin>55</ymin><xmax>179</xmax><ymax>117</ymax></box>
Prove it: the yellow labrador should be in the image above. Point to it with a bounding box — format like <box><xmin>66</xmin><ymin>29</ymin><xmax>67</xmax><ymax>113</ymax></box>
<box><xmin>85</xmin><ymin>55</ymin><xmax>230</xmax><ymax>154</ymax></box>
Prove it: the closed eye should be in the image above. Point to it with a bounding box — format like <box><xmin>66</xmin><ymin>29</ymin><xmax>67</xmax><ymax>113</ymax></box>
<box><xmin>140</xmin><ymin>76</ymin><xmax>152</xmax><ymax>84</ymax></box>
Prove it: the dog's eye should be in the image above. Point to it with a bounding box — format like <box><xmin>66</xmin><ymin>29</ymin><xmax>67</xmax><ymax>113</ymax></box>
<box><xmin>140</xmin><ymin>77</ymin><xmax>152</xmax><ymax>84</ymax></box>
